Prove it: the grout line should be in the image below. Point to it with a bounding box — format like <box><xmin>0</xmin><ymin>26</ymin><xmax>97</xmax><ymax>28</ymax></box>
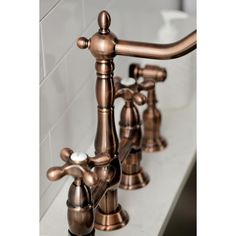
<box><xmin>39</xmin><ymin>19</ymin><xmax>96</xmax><ymax>87</ymax></box>
<box><xmin>40</xmin><ymin>0</ymin><xmax>63</xmax><ymax>22</ymax></box>
<box><xmin>40</xmin><ymin>24</ymin><xmax>47</xmax><ymax>81</ymax></box>
<box><xmin>40</xmin><ymin>183</ymin><xmax>52</xmax><ymax>202</ymax></box>
<box><xmin>40</xmin><ymin>39</ymin><xmax>75</xmax><ymax>87</ymax></box>
<box><xmin>40</xmin><ymin>0</ymin><xmax>115</xmax><ymax>85</ymax></box>
<box><xmin>40</xmin><ymin>131</ymin><xmax>50</xmax><ymax>145</ymax></box>
<box><xmin>40</xmin><ymin>178</ymin><xmax>68</xmax><ymax>220</ymax></box>
<box><xmin>40</xmin><ymin>0</ymin><xmax>113</xmax><ymax>86</ymax></box>
<box><xmin>48</xmin><ymin>74</ymin><xmax>89</xmax><ymax>134</ymax></box>
<box><xmin>40</xmin><ymin>73</ymin><xmax>90</xmax><ymax>143</ymax></box>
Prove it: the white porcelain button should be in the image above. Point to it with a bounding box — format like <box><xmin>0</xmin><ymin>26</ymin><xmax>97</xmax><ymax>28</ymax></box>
<box><xmin>70</xmin><ymin>152</ymin><xmax>87</xmax><ymax>162</ymax></box>
<box><xmin>121</xmin><ymin>77</ymin><xmax>136</xmax><ymax>86</ymax></box>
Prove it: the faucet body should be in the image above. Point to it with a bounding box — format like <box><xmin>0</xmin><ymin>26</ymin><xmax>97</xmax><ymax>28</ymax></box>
<box><xmin>129</xmin><ymin>63</ymin><xmax>167</xmax><ymax>152</ymax></box>
<box><xmin>114</xmin><ymin>76</ymin><xmax>154</xmax><ymax>189</ymax></box>
<box><xmin>67</xmin><ymin>181</ymin><xmax>94</xmax><ymax>236</ymax></box>
<box><xmin>120</xmin><ymin>102</ymin><xmax>148</xmax><ymax>189</ymax></box>
<box><xmin>46</xmin><ymin>10</ymin><xmax>197</xmax><ymax>236</ymax></box>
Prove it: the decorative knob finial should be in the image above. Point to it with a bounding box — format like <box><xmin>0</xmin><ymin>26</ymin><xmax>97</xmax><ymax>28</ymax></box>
<box><xmin>77</xmin><ymin>37</ymin><xmax>89</xmax><ymax>49</ymax></box>
<box><xmin>98</xmin><ymin>10</ymin><xmax>111</xmax><ymax>33</ymax></box>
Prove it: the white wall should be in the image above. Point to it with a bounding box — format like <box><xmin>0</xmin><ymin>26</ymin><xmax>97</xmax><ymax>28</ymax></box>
<box><xmin>39</xmin><ymin>0</ymin><xmax>183</xmax><ymax>218</ymax></box>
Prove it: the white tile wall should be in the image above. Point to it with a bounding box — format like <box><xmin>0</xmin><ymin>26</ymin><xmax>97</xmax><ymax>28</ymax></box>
<box><xmin>50</xmin><ymin>71</ymin><xmax>96</xmax><ymax>166</ymax></box>
<box><xmin>40</xmin><ymin>174</ymin><xmax>67</xmax><ymax>219</ymax></box>
<box><xmin>40</xmin><ymin>0</ymin><xmax>183</xmax><ymax>218</ymax></box>
<box><xmin>40</xmin><ymin>60</ymin><xmax>67</xmax><ymax>141</ymax></box>
<box><xmin>40</xmin><ymin>22</ymin><xmax>97</xmax><ymax>142</ymax></box>
<box><xmin>40</xmin><ymin>0</ymin><xmax>61</xmax><ymax>20</ymax></box>
<box><xmin>41</xmin><ymin>0</ymin><xmax>83</xmax><ymax>75</ymax></box>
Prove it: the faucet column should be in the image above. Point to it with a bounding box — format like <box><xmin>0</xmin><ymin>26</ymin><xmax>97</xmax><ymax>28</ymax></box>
<box><xmin>94</xmin><ymin>59</ymin><xmax>129</xmax><ymax>231</ymax></box>
<box><xmin>77</xmin><ymin>11</ymin><xmax>129</xmax><ymax>231</ymax></box>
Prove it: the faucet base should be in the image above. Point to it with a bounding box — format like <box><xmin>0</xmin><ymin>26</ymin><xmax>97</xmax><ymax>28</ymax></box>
<box><xmin>68</xmin><ymin>229</ymin><xmax>95</xmax><ymax>236</ymax></box>
<box><xmin>142</xmin><ymin>136</ymin><xmax>167</xmax><ymax>152</ymax></box>
<box><xmin>119</xmin><ymin>167</ymin><xmax>150</xmax><ymax>190</ymax></box>
<box><xmin>95</xmin><ymin>204</ymin><xmax>129</xmax><ymax>231</ymax></box>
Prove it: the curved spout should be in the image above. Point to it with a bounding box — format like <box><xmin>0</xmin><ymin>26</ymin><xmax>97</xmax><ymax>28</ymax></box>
<box><xmin>77</xmin><ymin>10</ymin><xmax>197</xmax><ymax>61</ymax></box>
<box><xmin>116</xmin><ymin>30</ymin><xmax>196</xmax><ymax>60</ymax></box>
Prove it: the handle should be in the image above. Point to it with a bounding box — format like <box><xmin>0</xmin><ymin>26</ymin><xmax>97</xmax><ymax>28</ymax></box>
<box><xmin>114</xmin><ymin>76</ymin><xmax>154</xmax><ymax>106</ymax></box>
<box><xmin>47</xmin><ymin>148</ymin><xmax>110</xmax><ymax>186</ymax></box>
<box><xmin>77</xmin><ymin>11</ymin><xmax>196</xmax><ymax>60</ymax></box>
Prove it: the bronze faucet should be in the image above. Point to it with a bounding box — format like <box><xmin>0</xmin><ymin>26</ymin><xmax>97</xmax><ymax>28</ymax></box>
<box><xmin>114</xmin><ymin>76</ymin><xmax>155</xmax><ymax>190</ymax></box>
<box><xmin>47</xmin><ymin>10</ymin><xmax>196</xmax><ymax>236</ymax></box>
<box><xmin>129</xmin><ymin>63</ymin><xmax>168</xmax><ymax>152</ymax></box>
<box><xmin>47</xmin><ymin>148</ymin><xmax>117</xmax><ymax>236</ymax></box>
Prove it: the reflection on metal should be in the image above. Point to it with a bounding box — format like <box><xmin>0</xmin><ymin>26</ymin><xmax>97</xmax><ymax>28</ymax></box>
<box><xmin>129</xmin><ymin>63</ymin><xmax>167</xmax><ymax>152</ymax></box>
<box><xmin>46</xmin><ymin>10</ymin><xmax>196</xmax><ymax>236</ymax></box>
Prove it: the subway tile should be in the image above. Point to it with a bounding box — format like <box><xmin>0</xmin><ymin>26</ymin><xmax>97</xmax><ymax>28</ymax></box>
<box><xmin>41</xmin><ymin>0</ymin><xmax>83</xmax><ymax>75</ymax></box>
<box><xmin>40</xmin><ymin>0</ymin><xmax>61</xmax><ymax>20</ymax></box>
<box><xmin>40</xmin><ymin>24</ymin><xmax>97</xmax><ymax>142</ymax></box>
<box><xmin>40</xmin><ymin>60</ymin><xmax>67</xmax><ymax>141</ymax></box>
<box><xmin>40</xmin><ymin>135</ymin><xmax>53</xmax><ymax>197</ymax></box>
<box><xmin>40</xmin><ymin>21</ymin><xmax>97</xmax><ymax>142</ymax></box>
<box><xmin>65</xmin><ymin>44</ymin><xmax>93</xmax><ymax>95</ymax></box>
<box><xmin>40</xmin><ymin>177</ymin><xmax>67</xmax><ymax>218</ymax></box>
<box><xmin>83</xmin><ymin>0</ymin><xmax>110</xmax><ymax>28</ymax></box>
<box><xmin>50</xmin><ymin>72</ymin><xmax>96</xmax><ymax>165</ymax></box>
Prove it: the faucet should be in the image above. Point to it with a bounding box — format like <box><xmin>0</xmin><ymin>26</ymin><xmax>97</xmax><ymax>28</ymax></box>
<box><xmin>129</xmin><ymin>63</ymin><xmax>168</xmax><ymax>152</ymax></box>
<box><xmin>47</xmin><ymin>148</ymin><xmax>124</xmax><ymax>236</ymax></box>
<box><xmin>47</xmin><ymin>10</ymin><xmax>196</xmax><ymax>236</ymax></box>
<box><xmin>114</xmin><ymin>76</ymin><xmax>155</xmax><ymax>190</ymax></box>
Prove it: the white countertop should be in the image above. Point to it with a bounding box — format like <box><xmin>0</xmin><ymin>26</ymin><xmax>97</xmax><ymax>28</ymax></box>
<box><xmin>40</xmin><ymin>95</ymin><xmax>196</xmax><ymax>236</ymax></box>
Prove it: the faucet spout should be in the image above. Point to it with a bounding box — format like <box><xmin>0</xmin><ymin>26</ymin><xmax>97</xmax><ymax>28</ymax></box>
<box><xmin>116</xmin><ymin>30</ymin><xmax>196</xmax><ymax>59</ymax></box>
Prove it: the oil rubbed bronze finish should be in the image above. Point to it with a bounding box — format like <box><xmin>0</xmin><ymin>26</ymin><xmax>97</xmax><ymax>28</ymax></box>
<box><xmin>77</xmin><ymin>11</ymin><xmax>129</xmax><ymax>233</ymax></box>
<box><xmin>129</xmin><ymin>63</ymin><xmax>167</xmax><ymax>152</ymax></box>
<box><xmin>77</xmin><ymin>14</ymin><xmax>196</xmax><ymax>61</ymax></box>
<box><xmin>47</xmin><ymin>148</ymin><xmax>119</xmax><ymax>236</ymax></box>
<box><xmin>114</xmin><ymin>76</ymin><xmax>155</xmax><ymax>190</ymax></box>
<box><xmin>46</xmin><ymin>9</ymin><xmax>197</xmax><ymax>236</ymax></box>
<box><xmin>77</xmin><ymin>10</ymin><xmax>196</xmax><ymax>233</ymax></box>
